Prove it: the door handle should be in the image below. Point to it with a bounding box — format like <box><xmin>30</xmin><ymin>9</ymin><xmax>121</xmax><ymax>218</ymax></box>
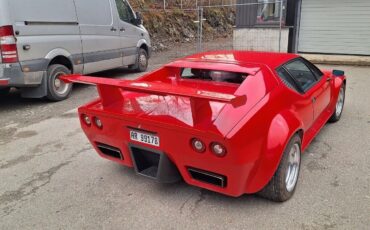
<box><xmin>120</xmin><ymin>27</ymin><xmax>125</xmax><ymax>32</ymax></box>
<box><xmin>326</xmin><ymin>77</ymin><xmax>332</xmax><ymax>82</ymax></box>
<box><xmin>312</xmin><ymin>97</ymin><xmax>316</xmax><ymax>103</ymax></box>
<box><xmin>110</xmin><ymin>27</ymin><xmax>117</xmax><ymax>32</ymax></box>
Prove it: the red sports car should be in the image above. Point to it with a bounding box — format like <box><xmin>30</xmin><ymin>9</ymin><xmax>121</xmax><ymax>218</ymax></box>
<box><xmin>62</xmin><ymin>51</ymin><xmax>346</xmax><ymax>201</ymax></box>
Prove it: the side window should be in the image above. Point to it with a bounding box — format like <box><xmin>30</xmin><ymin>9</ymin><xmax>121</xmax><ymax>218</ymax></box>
<box><xmin>276</xmin><ymin>67</ymin><xmax>298</xmax><ymax>92</ymax></box>
<box><xmin>284</xmin><ymin>59</ymin><xmax>317</xmax><ymax>92</ymax></box>
<box><xmin>115</xmin><ymin>0</ymin><xmax>135</xmax><ymax>23</ymax></box>
<box><xmin>304</xmin><ymin>59</ymin><xmax>324</xmax><ymax>79</ymax></box>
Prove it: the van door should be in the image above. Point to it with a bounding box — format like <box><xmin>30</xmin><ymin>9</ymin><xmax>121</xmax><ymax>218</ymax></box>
<box><xmin>75</xmin><ymin>0</ymin><xmax>123</xmax><ymax>74</ymax></box>
<box><xmin>113</xmin><ymin>0</ymin><xmax>141</xmax><ymax>66</ymax></box>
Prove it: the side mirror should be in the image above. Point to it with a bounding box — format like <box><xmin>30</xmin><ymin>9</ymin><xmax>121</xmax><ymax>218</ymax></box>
<box><xmin>134</xmin><ymin>12</ymin><xmax>143</xmax><ymax>25</ymax></box>
<box><xmin>332</xmin><ymin>69</ymin><xmax>345</xmax><ymax>76</ymax></box>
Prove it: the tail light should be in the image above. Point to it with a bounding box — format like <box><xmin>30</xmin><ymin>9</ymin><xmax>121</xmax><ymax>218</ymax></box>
<box><xmin>81</xmin><ymin>114</ymin><xmax>91</xmax><ymax>126</ymax></box>
<box><xmin>93</xmin><ymin>117</ymin><xmax>103</xmax><ymax>129</ymax></box>
<box><xmin>210</xmin><ymin>142</ymin><xmax>227</xmax><ymax>157</ymax></box>
<box><xmin>191</xmin><ymin>138</ymin><xmax>206</xmax><ymax>153</ymax></box>
<box><xmin>0</xmin><ymin>25</ymin><xmax>18</xmax><ymax>63</ymax></box>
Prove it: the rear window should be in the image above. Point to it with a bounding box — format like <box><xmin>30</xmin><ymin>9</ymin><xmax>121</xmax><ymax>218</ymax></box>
<box><xmin>181</xmin><ymin>68</ymin><xmax>247</xmax><ymax>84</ymax></box>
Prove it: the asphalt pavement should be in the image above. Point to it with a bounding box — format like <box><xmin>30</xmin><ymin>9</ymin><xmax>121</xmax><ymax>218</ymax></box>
<box><xmin>0</xmin><ymin>59</ymin><xmax>369</xmax><ymax>229</ymax></box>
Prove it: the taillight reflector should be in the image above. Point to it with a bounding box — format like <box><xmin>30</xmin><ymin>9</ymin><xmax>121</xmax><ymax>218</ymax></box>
<box><xmin>0</xmin><ymin>26</ymin><xmax>14</xmax><ymax>37</ymax></box>
<box><xmin>0</xmin><ymin>25</ymin><xmax>18</xmax><ymax>63</ymax></box>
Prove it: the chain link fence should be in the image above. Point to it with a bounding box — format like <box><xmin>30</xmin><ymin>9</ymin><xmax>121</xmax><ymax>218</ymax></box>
<box><xmin>200</xmin><ymin>0</ymin><xmax>285</xmax><ymax>52</ymax></box>
<box><xmin>136</xmin><ymin>0</ymin><xmax>285</xmax><ymax>60</ymax></box>
<box><xmin>161</xmin><ymin>1</ymin><xmax>237</xmax><ymax>10</ymax></box>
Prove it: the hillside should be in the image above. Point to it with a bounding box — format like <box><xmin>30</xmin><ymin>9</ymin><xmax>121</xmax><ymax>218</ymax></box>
<box><xmin>129</xmin><ymin>0</ymin><xmax>235</xmax><ymax>51</ymax></box>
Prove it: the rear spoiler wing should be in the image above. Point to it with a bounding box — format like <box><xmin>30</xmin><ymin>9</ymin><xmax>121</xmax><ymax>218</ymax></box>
<box><xmin>61</xmin><ymin>75</ymin><xmax>247</xmax><ymax>108</ymax></box>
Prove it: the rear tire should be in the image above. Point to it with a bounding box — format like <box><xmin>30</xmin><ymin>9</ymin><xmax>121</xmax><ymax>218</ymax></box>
<box><xmin>328</xmin><ymin>84</ymin><xmax>345</xmax><ymax>123</ymax></box>
<box><xmin>258</xmin><ymin>134</ymin><xmax>302</xmax><ymax>202</ymax></box>
<box><xmin>0</xmin><ymin>87</ymin><xmax>11</xmax><ymax>96</ymax></box>
<box><xmin>46</xmin><ymin>64</ymin><xmax>72</xmax><ymax>101</ymax></box>
<box><xmin>129</xmin><ymin>48</ymin><xmax>148</xmax><ymax>72</ymax></box>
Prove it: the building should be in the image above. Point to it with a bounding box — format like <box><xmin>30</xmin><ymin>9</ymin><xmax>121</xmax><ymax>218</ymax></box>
<box><xmin>234</xmin><ymin>0</ymin><xmax>370</xmax><ymax>59</ymax></box>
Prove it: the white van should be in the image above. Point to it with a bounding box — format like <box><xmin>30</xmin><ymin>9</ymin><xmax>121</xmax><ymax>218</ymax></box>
<box><xmin>0</xmin><ymin>0</ymin><xmax>151</xmax><ymax>101</ymax></box>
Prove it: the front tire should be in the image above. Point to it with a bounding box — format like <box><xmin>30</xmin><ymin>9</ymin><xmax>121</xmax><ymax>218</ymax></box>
<box><xmin>129</xmin><ymin>48</ymin><xmax>148</xmax><ymax>72</ymax></box>
<box><xmin>328</xmin><ymin>84</ymin><xmax>345</xmax><ymax>123</ymax></box>
<box><xmin>46</xmin><ymin>64</ymin><xmax>73</xmax><ymax>101</ymax></box>
<box><xmin>258</xmin><ymin>134</ymin><xmax>302</xmax><ymax>202</ymax></box>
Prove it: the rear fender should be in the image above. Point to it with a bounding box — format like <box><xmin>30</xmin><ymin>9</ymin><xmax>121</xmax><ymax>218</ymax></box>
<box><xmin>329</xmin><ymin>75</ymin><xmax>346</xmax><ymax>109</ymax></box>
<box><xmin>334</xmin><ymin>76</ymin><xmax>346</xmax><ymax>92</ymax></box>
<box><xmin>245</xmin><ymin>109</ymin><xmax>302</xmax><ymax>193</ymax></box>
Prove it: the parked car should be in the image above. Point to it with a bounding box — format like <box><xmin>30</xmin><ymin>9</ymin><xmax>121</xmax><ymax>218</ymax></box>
<box><xmin>62</xmin><ymin>51</ymin><xmax>346</xmax><ymax>201</ymax></box>
<box><xmin>0</xmin><ymin>0</ymin><xmax>151</xmax><ymax>101</ymax></box>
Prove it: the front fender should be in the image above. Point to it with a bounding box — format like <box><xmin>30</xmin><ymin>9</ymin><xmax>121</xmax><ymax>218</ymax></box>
<box><xmin>136</xmin><ymin>38</ymin><xmax>147</xmax><ymax>47</ymax></box>
<box><xmin>245</xmin><ymin>109</ymin><xmax>302</xmax><ymax>193</ymax></box>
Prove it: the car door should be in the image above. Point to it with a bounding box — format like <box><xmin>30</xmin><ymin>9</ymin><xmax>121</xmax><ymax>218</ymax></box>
<box><xmin>75</xmin><ymin>0</ymin><xmax>122</xmax><ymax>74</ymax></box>
<box><xmin>282</xmin><ymin>58</ymin><xmax>326</xmax><ymax>125</ymax></box>
<box><xmin>303</xmin><ymin>60</ymin><xmax>332</xmax><ymax>121</ymax></box>
<box><xmin>113</xmin><ymin>0</ymin><xmax>140</xmax><ymax>66</ymax></box>
<box><xmin>276</xmin><ymin>66</ymin><xmax>315</xmax><ymax>130</ymax></box>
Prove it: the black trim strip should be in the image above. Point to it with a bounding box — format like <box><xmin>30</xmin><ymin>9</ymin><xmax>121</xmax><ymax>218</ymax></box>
<box><xmin>21</xmin><ymin>47</ymin><xmax>138</xmax><ymax>72</ymax></box>
<box><xmin>20</xmin><ymin>58</ymin><xmax>48</xmax><ymax>72</ymax></box>
<box><xmin>25</xmin><ymin>21</ymin><xmax>79</xmax><ymax>26</ymax></box>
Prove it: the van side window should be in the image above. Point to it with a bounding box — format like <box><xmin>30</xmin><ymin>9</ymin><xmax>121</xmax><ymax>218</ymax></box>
<box><xmin>115</xmin><ymin>0</ymin><xmax>135</xmax><ymax>24</ymax></box>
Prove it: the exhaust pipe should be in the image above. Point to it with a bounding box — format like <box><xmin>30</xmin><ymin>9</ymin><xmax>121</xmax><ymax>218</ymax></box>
<box><xmin>96</xmin><ymin>143</ymin><xmax>123</xmax><ymax>160</ymax></box>
<box><xmin>188</xmin><ymin>168</ymin><xmax>227</xmax><ymax>188</ymax></box>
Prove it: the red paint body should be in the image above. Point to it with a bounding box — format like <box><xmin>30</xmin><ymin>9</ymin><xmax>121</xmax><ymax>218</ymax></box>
<box><xmin>63</xmin><ymin>51</ymin><xmax>345</xmax><ymax>197</ymax></box>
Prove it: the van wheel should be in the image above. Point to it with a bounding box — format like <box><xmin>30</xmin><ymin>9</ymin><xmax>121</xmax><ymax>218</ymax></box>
<box><xmin>46</xmin><ymin>64</ymin><xmax>72</xmax><ymax>101</ymax></box>
<box><xmin>0</xmin><ymin>87</ymin><xmax>11</xmax><ymax>95</ymax></box>
<box><xmin>129</xmin><ymin>48</ymin><xmax>148</xmax><ymax>72</ymax></box>
<box><xmin>258</xmin><ymin>134</ymin><xmax>301</xmax><ymax>202</ymax></box>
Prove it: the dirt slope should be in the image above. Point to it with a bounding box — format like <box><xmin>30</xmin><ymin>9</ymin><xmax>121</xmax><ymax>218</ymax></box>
<box><xmin>130</xmin><ymin>0</ymin><xmax>235</xmax><ymax>51</ymax></box>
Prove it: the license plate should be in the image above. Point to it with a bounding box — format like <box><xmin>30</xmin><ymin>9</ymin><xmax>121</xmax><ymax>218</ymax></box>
<box><xmin>130</xmin><ymin>130</ymin><xmax>160</xmax><ymax>147</ymax></box>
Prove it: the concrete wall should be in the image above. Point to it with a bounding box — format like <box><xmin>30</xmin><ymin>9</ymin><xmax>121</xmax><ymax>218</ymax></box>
<box><xmin>302</xmin><ymin>53</ymin><xmax>370</xmax><ymax>66</ymax></box>
<box><xmin>233</xmin><ymin>28</ymin><xmax>289</xmax><ymax>52</ymax></box>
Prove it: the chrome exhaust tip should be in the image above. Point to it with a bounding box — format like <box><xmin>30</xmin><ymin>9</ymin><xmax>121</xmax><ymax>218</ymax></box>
<box><xmin>96</xmin><ymin>143</ymin><xmax>123</xmax><ymax>160</ymax></box>
<box><xmin>188</xmin><ymin>168</ymin><xmax>227</xmax><ymax>188</ymax></box>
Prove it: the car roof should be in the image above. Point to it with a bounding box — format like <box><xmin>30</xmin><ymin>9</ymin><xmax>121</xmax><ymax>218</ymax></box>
<box><xmin>175</xmin><ymin>50</ymin><xmax>299</xmax><ymax>70</ymax></box>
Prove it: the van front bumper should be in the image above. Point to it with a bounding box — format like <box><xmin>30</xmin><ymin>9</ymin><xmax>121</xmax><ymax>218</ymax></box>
<box><xmin>0</xmin><ymin>63</ymin><xmax>44</xmax><ymax>87</ymax></box>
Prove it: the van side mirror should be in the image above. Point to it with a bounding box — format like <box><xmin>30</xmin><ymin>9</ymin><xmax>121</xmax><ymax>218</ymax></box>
<box><xmin>332</xmin><ymin>69</ymin><xmax>345</xmax><ymax>76</ymax></box>
<box><xmin>134</xmin><ymin>12</ymin><xmax>143</xmax><ymax>25</ymax></box>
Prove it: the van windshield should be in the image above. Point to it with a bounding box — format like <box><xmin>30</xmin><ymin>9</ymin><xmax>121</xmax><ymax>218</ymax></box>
<box><xmin>181</xmin><ymin>68</ymin><xmax>247</xmax><ymax>84</ymax></box>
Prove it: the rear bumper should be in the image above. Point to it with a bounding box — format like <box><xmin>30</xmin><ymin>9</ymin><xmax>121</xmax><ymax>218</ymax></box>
<box><xmin>0</xmin><ymin>63</ymin><xmax>44</xmax><ymax>87</ymax></box>
<box><xmin>78</xmin><ymin>106</ymin><xmax>255</xmax><ymax>197</ymax></box>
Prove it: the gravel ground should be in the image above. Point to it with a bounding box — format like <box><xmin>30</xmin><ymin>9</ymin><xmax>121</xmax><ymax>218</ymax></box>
<box><xmin>0</xmin><ymin>51</ymin><xmax>369</xmax><ymax>229</ymax></box>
